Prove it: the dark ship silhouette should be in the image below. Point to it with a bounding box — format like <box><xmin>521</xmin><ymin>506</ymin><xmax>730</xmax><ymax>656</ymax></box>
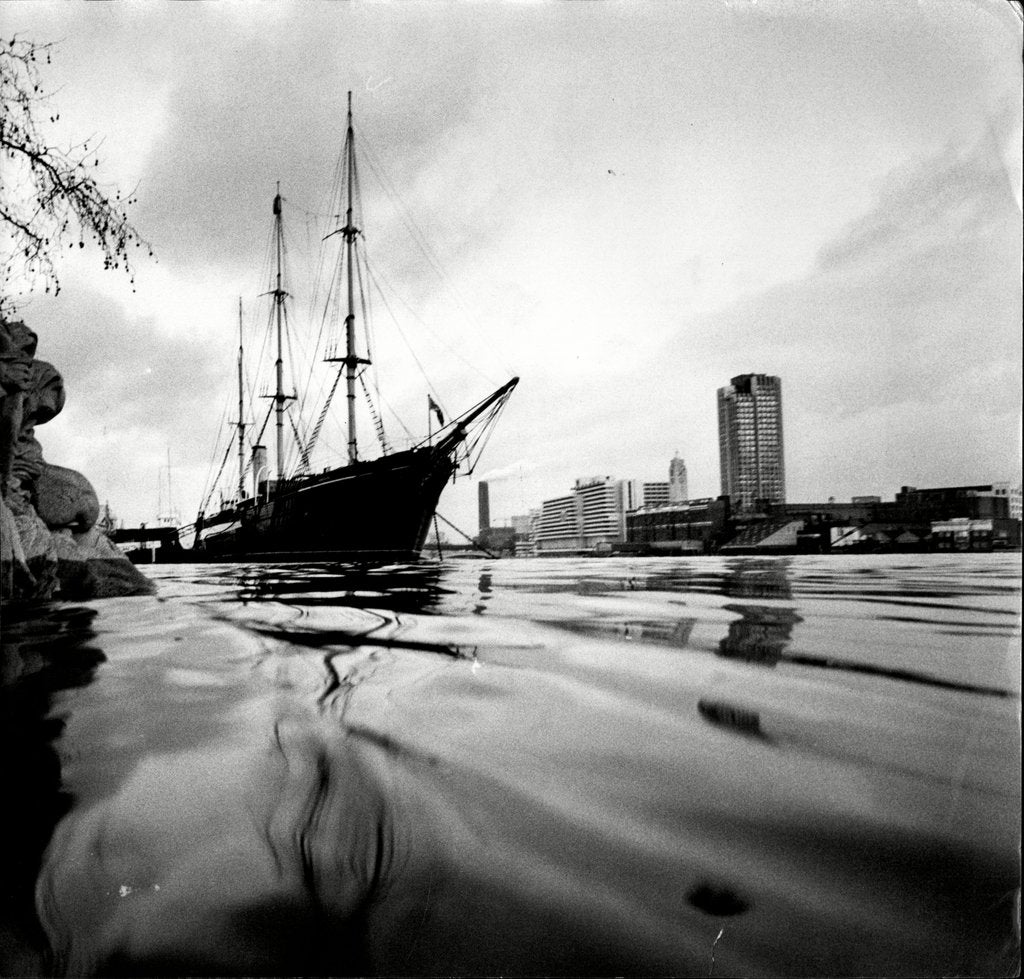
<box><xmin>192</xmin><ymin>94</ymin><xmax>517</xmax><ymax>561</ymax></box>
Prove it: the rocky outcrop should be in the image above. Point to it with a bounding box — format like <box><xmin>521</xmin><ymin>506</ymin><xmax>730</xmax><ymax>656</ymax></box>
<box><xmin>0</xmin><ymin>318</ymin><xmax>152</xmax><ymax>601</ymax></box>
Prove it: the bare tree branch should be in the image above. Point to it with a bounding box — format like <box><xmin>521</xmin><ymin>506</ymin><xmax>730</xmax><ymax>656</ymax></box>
<box><xmin>1</xmin><ymin>36</ymin><xmax>154</xmax><ymax>313</ymax></box>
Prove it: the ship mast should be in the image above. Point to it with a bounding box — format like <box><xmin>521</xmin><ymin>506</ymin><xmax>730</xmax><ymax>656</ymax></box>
<box><xmin>236</xmin><ymin>297</ymin><xmax>246</xmax><ymax>501</ymax></box>
<box><xmin>345</xmin><ymin>93</ymin><xmax>358</xmax><ymax>464</ymax></box>
<box><xmin>271</xmin><ymin>183</ymin><xmax>294</xmax><ymax>484</ymax></box>
<box><xmin>325</xmin><ymin>92</ymin><xmax>370</xmax><ymax>465</ymax></box>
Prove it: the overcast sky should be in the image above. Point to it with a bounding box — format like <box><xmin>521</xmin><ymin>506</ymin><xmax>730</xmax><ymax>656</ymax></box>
<box><xmin>4</xmin><ymin>0</ymin><xmax>1021</xmax><ymax>534</ymax></box>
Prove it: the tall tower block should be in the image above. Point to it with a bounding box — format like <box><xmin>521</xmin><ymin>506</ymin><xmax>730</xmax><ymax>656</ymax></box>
<box><xmin>717</xmin><ymin>374</ymin><xmax>785</xmax><ymax>511</ymax></box>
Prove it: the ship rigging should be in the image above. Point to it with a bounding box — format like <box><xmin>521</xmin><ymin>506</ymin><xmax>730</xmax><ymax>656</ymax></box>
<box><xmin>191</xmin><ymin>92</ymin><xmax>517</xmax><ymax>560</ymax></box>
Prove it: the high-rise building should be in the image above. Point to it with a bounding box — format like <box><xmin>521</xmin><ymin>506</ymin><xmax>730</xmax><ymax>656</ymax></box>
<box><xmin>574</xmin><ymin>477</ymin><xmax>628</xmax><ymax>546</ymax></box>
<box><xmin>668</xmin><ymin>454</ymin><xmax>688</xmax><ymax>503</ymax></box>
<box><xmin>535</xmin><ymin>492</ymin><xmax>578</xmax><ymax>553</ymax></box>
<box><xmin>717</xmin><ymin>374</ymin><xmax>785</xmax><ymax>511</ymax></box>
<box><xmin>534</xmin><ymin>477</ymin><xmax>632</xmax><ymax>553</ymax></box>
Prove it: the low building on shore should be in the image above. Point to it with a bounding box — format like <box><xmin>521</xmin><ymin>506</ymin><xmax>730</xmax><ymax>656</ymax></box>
<box><xmin>525</xmin><ymin>480</ymin><xmax>1021</xmax><ymax>557</ymax></box>
<box><xmin>931</xmin><ymin>517</ymin><xmax>1021</xmax><ymax>551</ymax></box>
<box><xmin>723</xmin><ymin>484</ymin><xmax>1022</xmax><ymax>553</ymax></box>
<box><xmin>894</xmin><ymin>483</ymin><xmax>1020</xmax><ymax>521</ymax></box>
<box><xmin>624</xmin><ymin>497</ymin><xmax>732</xmax><ymax>554</ymax></box>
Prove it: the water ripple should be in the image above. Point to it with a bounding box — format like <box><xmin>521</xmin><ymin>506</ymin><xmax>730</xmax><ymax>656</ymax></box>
<box><xmin>2</xmin><ymin>554</ymin><xmax>1018</xmax><ymax>977</ymax></box>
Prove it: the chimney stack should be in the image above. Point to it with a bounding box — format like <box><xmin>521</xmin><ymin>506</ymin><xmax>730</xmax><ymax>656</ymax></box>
<box><xmin>478</xmin><ymin>481</ymin><xmax>491</xmax><ymax>533</ymax></box>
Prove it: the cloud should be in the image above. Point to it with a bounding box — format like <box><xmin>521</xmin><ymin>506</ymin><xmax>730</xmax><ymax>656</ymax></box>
<box><xmin>130</xmin><ymin>7</ymin><xmax>494</xmax><ymax>278</ymax></box>
<box><xmin>486</xmin><ymin>127</ymin><xmax>1022</xmax><ymax>513</ymax></box>
<box><xmin>32</xmin><ymin>284</ymin><xmax>225</xmax><ymax>423</ymax></box>
<box><xmin>644</xmin><ymin>133</ymin><xmax>1022</xmax><ymax>499</ymax></box>
<box><xmin>815</xmin><ymin>139</ymin><xmax>1019</xmax><ymax>273</ymax></box>
<box><xmin>5</xmin><ymin>0</ymin><xmax>1020</xmax><ymax>532</ymax></box>
<box><xmin>21</xmin><ymin>280</ymin><xmax>233</xmax><ymax>523</ymax></box>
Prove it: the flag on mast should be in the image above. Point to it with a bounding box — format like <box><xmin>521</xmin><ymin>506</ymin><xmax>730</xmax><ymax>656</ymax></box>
<box><xmin>428</xmin><ymin>394</ymin><xmax>444</xmax><ymax>427</ymax></box>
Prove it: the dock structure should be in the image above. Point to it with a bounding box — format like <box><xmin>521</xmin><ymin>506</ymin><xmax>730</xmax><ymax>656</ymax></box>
<box><xmin>111</xmin><ymin>526</ymin><xmax>184</xmax><ymax>564</ymax></box>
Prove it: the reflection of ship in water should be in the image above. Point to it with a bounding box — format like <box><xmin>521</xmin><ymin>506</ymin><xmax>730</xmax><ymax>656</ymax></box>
<box><xmin>223</xmin><ymin>563</ymin><xmax>447</xmax><ymax>617</ymax></box>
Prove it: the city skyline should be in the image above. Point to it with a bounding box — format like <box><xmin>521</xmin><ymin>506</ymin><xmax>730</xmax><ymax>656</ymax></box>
<box><xmin>483</xmin><ymin>434</ymin><xmax>1022</xmax><ymax>534</ymax></box>
<box><xmin>2</xmin><ymin>2</ymin><xmax>1020</xmax><ymax>538</ymax></box>
<box><xmin>479</xmin><ymin>367</ymin><xmax>1018</xmax><ymax>531</ymax></box>
<box><xmin>495</xmin><ymin>455</ymin><xmax>1021</xmax><ymax>556</ymax></box>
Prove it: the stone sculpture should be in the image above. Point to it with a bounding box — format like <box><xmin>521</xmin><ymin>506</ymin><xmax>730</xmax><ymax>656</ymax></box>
<box><xmin>0</xmin><ymin>317</ymin><xmax>152</xmax><ymax>600</ymax></box>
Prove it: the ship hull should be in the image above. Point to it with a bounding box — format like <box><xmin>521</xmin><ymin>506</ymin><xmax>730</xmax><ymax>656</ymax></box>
<box><xmin>192</xmin><ymin>444</ymin><xmax>455</xmax><ymax>562</ymax></box>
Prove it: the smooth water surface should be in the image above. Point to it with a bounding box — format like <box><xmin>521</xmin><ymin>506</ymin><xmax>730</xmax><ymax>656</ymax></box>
<box><xmin>1</xmin><ymin>554</ymin><xmax>1020</xmax><ymax>976</ymax></box>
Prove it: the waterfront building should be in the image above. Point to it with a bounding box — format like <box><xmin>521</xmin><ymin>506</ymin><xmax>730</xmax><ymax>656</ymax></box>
<box><xmin>510</xmin><ymin>514</ymin><xmax>533</xmax><ymax>537</ymax></box>
<box><xmin>625</xmin><ymin>497</ymin><xmax>731</xmax><ymax>554</ymax></box>
<box><xmin>509</xmin><ymin>512</ymin><xmax>537</xmax><ymax>556</ymax></box>
<box><xmin>991</xmin><ymin>481</ymin><xmax>1022</xmax><ymax>520</ymax></box>
<box><xmin>725</xmin><ymin>488</ymin><xmax>1022</xmax><ymax>553</ymax></box>
<box><xmin>668</xmin><ymin>454</ymin><xmax>688</xmax><ymax>503</ymax></box>
<box><xmin>643</xmin><ymin>482</ymin><xmax>671</xmax><ymax>507</ymax></box>
<box><xmin>535</xmin><ymin>493</ymin><xmax>579</xmax><ymax>554</ymax></box>
<box><xmin>894</xmin><ymin>484</ymin><xmax>1018</xmax><ymax>521</ymax></box>
<box><xmin>623</xmin><ymin>480</ymin><xmax>669</xmax><ymax>511</ymax></box>
<box><xmin>717</xmin><ymin>374</ymin><xmax>785</xmax><ymax>512</ymax></box>
<box><xmin>931</xmin><ymin>516</ymin><xmax>1021</xmax><ymax>551</ymax></box>
<box><xmin>534</xmin><ymin>477</ymin><xmax>632</xmax><ymax>554</ymax></box>
<box><xmin>575</xmin><ymin>477</ymin><xmax>628</xmax><ymax>548</ymax></box>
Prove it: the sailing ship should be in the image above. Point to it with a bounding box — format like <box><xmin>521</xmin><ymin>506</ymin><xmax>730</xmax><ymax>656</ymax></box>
<box><xmin>191</xmin><ymin>94</ymin><xmax>518</xmax><ymax>561</ymax></box>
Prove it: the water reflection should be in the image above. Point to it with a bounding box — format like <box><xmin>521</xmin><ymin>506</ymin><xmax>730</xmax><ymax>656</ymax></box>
<box><xmin>718</xmin><ymin>600</ymin><xmax>1012</xmax><ymax>697</ymax></box>
<box><xmin>713</xmin><ymin>563</ymin><xmax>1012</xmax><ymax>696</ymax></box>
<box><xmin>175</xmin><ymin>562</ymin><xmax>450</xmax><ymax>614</ymax></box>
<box><xmin>717</xmin><ymin>604</ymin><xmax>802</xmax><ymax>666</ymax></box>
<box><xmin>719</xmin><ymin>560</ymin><xmax>793</xmax><ymax>600</ymax></box>
<box><xmin>4</xmin><ymin>556</ymin><xmax>1019</xmax><ymax>976</ymax></box>
<box><xmin>686</xmin><ymin>880</ymin><xmax>750</xmax><ymax>917</ymax></box>
<box><xmin>38</xmin><ymin>721</ymin><xmax>402</xmax><ymax>976</ymax></box>
<box><xmin>697</xmin><ymin>699</ymin><xmax>768</xmax><ymax>741</ymax></box>
<box><xmin>0</xmin><ymin>605</ymin><xmax>104</xmax><ymax>975</ymax></box>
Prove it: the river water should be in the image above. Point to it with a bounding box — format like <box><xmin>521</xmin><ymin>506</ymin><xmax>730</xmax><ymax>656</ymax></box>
<box><xmin>1</xmin><ymin>554</ymin><xmax>1019</xmax><ymax>977</ymax></box>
